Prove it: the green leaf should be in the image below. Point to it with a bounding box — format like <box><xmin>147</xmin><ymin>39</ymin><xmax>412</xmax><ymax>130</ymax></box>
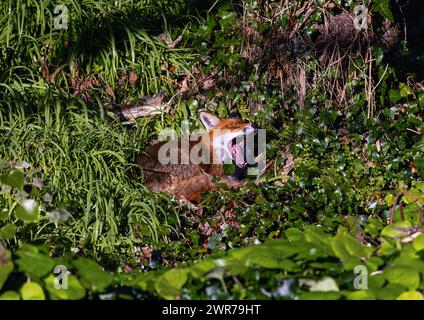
<box><xmin>365</xmin><ymin>256</ymin><xmax>384</xmax><ymax>272</ymax></box>
<box><xmin>14</xmin><ymin>199</ymin><xmax>40</xmax><ymax>223</ymax></box>
<box><xmin>0</xmin><ymin>208</ymin><xmax>9</xmax><ymax>221</ymax></box>
<box><xmin>155</xmin><ymin>269</ymin><xmax>188</xmax><ymax>299</ymax></box>
<box><xmin>381</xmin><ymin>221</ymin><xmax>412</xmax><ymax>239</ymax></box>
<box><xmin>72</xmin><ymin>257</ymin><xmax>114</xmax><ymax>292</ymax></box>
<box><xmin>375</xmin><ymin>283</ymin><xmax>406</xmax><ymax>300</ymax></box>
<box><xmin>373</xmin><ymin>0</ymin><xmax>394</xmax><ymax>21</ymax></box>
<box><xmin>343</xmin><ymin>235</ymin><xmax>373</xmax><ymax>258</ymax></box>
<box><xmin>389</xmin><ymin>89</ymin><xmax>402</xmax><ymax>104</ymax></box>
<box><xmin>416</xmin><ymin>182</ymin><xmax>424</xmax><ymax>192</ymax></box>
<box><xmin>1</xmin><ymin>170</ymin><xmax>25</xmax><ymax>189</ymax></box>
<box><xmin>391</xmin><ymin>246</ymin><xmax>424</xmax><ymax>271</ymax></box>
<box><xmin>0</xmin><ymin>224</ymin><xmax>17</xmax><ymax>239</ymax></box>
<box><xmin>374</xmin><ymin>47</ymin><xmax>384</xmax><ymax>65</ymax></box>
<box><xmin>189</xmin><ymin>260</ymin><xmax>218</xmax><ymax>278</ymax></box>
<box><xmin>0</xmin><ymin>291</ymin><xmax>20</xmax><ymax>300</ymax></box>
<box><xmin>418</xmin><ymin>93</ymin><xmax>424</xmax><ymax>107</ymax></box>
<box><xmin>384</xmin><ymin>267</ymin><xmax>420</xmax><ymax>290</ymax></box>
<box><xmin>344</xmin><ymin>290</ymin><xmax>376</xmax><ymax>300</ymax></box>
<box><xmin>229</xmin><ymin>239</ymin><xmax>299</xmax><ymax>262</ymax></box>
<box><xmin>331</xmin><ymin>234</ymin><xmax>372</xmax><ymax>269</ymax></box>
<box><xmin>242</xmin><ymin>249</ymin><xmax>283</xmax><ymax>269</ymax></box>
<box><xmin>134</xmin><ymin>271</ymin><xmax>160</xmax><ymax>291</ymax></box>
<box><xmin>285</xmin><ymin>227</ymin><xmax>304</xmax><ymax>241</ymax></box>
<box><xmin>384</xmin><ymin>194</ymin><xmax>395</xmax><ymax>206</ymax></box>
<box><xmin>15</xmin><ymin>245</ymin><xmax>56</xmax><ymax>279</ymax></box>
<box><xmin>304</xmin><ymin>226</ymin><xmax>332</xmax><ymax>252</ymax></box>
<box><xmin>399</xmin><ymin>83</ymin><xmax>413</xmax><ymax>97</ymax></box>
<box><xmin>44</xmin><ymin>274</ymin><xmax>86</xmax><ymax>300</ymax></box>
<box><xmin>412</xmin><ymin>233</ymin><xmax>424</xmax><ymax>252</ymax></box>
<box><xmin>299</xmin><ymin>291</ymin><xmax>341</xmax><ymax>300</ymax></box>
<box><xmin>401</xmin><ymin>203</ymin><xmax>421</xmax><ymax>225</ymax></box>
<box><xmin>396</xmin><ymin>291</ymin><xmax>424</xmax><ymax>300</ymax></box>
<box><xmin>364</xmin><ymin>217</ymin><xmax>383</xmax><ymax>237</ymax></box>
<box><xmin>20</xmin><ymin>282</ymin><xmax>45</xmax><ymax>300</ymax></box>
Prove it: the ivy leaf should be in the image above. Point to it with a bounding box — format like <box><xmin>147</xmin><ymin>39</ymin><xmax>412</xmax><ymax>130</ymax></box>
<box><xmin>0</xmin><ymin>291</ymin><xmax>20</xmax><ymax>300</ymax></box>
<box><xmin>299</xmin><ymin>291</ymin><xmax>341</xmax><ymax>300</ymax></box>
<box><xmin>0</xmin><ymin>208</ymin><xmax>9</xmax><ymax>221</ymax></box>
<box><xmin>412</xmin><ymin>233</ymin><xmax>424</xmax><ymax>252</ymax></box>
<box><xmin>365</xmin><ymin>256</ymin><xmax>384</xmax><ymax>272</ymax></box>
<box><xmin>344</xmin><ymin>290</ymin><xmax>376</xmax><ymax>300</ymax></box>
<box><xmin>44</xmin><ymin>274</ymin><xmax>86</xmax><ymax>300</ymax></box>
<box><xmin>331</xmin><ymin>234</ymin><xmax>372</xmax><ymax>269</ymax></box>
<box><xmin>381</xmin><ymin>221</ymin><xmax>412</xmax><ymax>239</ymax></box>
<box><xmin>72</xmin><ymin>257</ymin><xmax>114</xmax><ymax>292</ymax></box>
<box><xmin>384</xmin><ymin>194</ymin><xmax>395</xmax><ymax>206</ymax></box>
<box><xmin>134</xmin><ymin>272</ymin><xmax>160</xmax><ymax>291</ymax></box>
<box><xmin>418</xmin><ymin>93</ymin><xmax>424</xmax><ymax>107</ymax></box>
<box><xmin>384</xmin><ymin>267</ymin><xmax>420</xmax><ymax>290</ymax></box>
<box><xmin>155</xmin><ymin>269</ymin><xmax>189</xmax><ymax>299</ymax></box>
<box><xmin>1</xmin><ymin>170</ymin><xmax>25</xmax><ymax>190</ymax></box>
<box><xmin>285</xmin><ymin>227</ymin><xmax>304</xmax><ymax>241</ymax></box>
<box><xmin>0</xmin><ymin>224</ymin><xmax>17</xmax><ymax>239</ymax></box>
<box><xmin>389</xmin><ymin>89</ymin><xmax>402</xmax><ymax>103</ymax></box>
<box><xmin>372</xmin><ymin>0</ymin><xmax>394</xmax><ymax>22</ymax></box>
<box><xmin>14</xmin><ymin>199</ymin><xmax>40</xmax><ymax>223</ymax></box>
<box><xmin>379</xmin><ymin>241</ymin><xmax>397</xmax><ymax>256</ymax></box>
<box><xmin>304</xmin><ymin>226</ymin><xmax>332</xmax><ymax>252</ymax></box>
<box><xmin>396</xmin><ymin>291</ymin><xmax>424</xmax><ymax>300</ymax></box>
<box><xmin>399</xmin><ymin>83</ymin><xmax>413</xmax><ymax>97</ymax></box>
<box><xmin>189</xmin><ymin>260</ymin><xmax>218</xmax><ymax>278</ymax></box>
<box><xmin>375</xmin><ymin>283</ymin><xmax>406</xmax><ymax>300</ymax></box>
<box><xmin>416</xmin><ymin>182</ymin><xmax>424</xmax><ymax>192</ymax></box>
<box><xmin>20</xmin><ymin>282</ymin><xmax>45</xmax><ymax>300</ymax></box>
<box><xmin>15</xmin><ymin>245</ymin><xmax>55</xmax><ymax>279</ymax></box>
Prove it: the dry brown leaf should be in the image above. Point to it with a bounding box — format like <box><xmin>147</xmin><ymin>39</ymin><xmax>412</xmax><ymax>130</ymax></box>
<box><xmin>202</xmin><ymin>79</ymin><xmax>215</xmax><ymax>90</ymax></box>
<box><xmin>376</xmin><ymin>139</ymin><xmax>381</xmax><ymax>152</ymax></box>
<box><xmin>282</xmin><ymin>151</ymin><xmax>294</xmax><ymax>176</ymax></box>
<box><xmin>366</xmin><ymin>160</ymin><xmax>376</xmax><ymax>168</ymax></box>
<box><xmin>141</xmin><ymin>246</ymin><xmax>153</xmax><ymax>261</ymax></box>
<box><xmin>105</xmin><ymin>85</ymin><xmax>114</xmax><ymax>97</ymax></box>
<box><xmin>129</xmin><ymin>71</ymin><xmax>138</xmax><ymax>86</ymax></box>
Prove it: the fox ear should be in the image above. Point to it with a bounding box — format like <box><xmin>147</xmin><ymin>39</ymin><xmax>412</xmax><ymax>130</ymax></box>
<box><xmin>200</xmin><ymin>112</ymin><xmax>220</xmax><ymax>131</ymax></box>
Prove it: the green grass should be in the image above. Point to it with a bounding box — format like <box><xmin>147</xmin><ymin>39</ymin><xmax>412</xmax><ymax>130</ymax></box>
<box><xmin>0</xmin><ymin>100</ymin><xmax>183</xmax><ymax>264</ymax></box>
<box><xmin>0</xmin><ymin>0</ymin><xmax>200</xmax><ymax>265</ymax></box>
<box><xmin>1</xmin><ymin>0</ymin><xmax>196</xmax><ymax>101</ymax></box>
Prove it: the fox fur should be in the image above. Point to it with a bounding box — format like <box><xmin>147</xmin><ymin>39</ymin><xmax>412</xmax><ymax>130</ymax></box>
<box><xmin>136</xmin><ymin>112</ymin><xmax>254</xmax><ymax>202</ymax></box>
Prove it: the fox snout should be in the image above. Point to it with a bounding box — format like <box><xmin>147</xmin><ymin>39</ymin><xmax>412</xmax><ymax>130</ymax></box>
<box><xmin>199</xmin><ymin>112</ymin><xmax>257</xmax><ymax>168</ymax></box>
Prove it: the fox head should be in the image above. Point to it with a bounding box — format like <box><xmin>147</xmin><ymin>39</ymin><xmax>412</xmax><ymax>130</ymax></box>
<box><xmin>199</xmin><ymin>112</ymin><xmax>255</xmax><ymax>168</ymax></box>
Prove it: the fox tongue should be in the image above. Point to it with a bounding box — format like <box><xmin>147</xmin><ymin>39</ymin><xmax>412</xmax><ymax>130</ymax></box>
<box><xmin>231</xmin><ymin>143</ymin><xmax>246</xmax><ymax>167</ymax></box>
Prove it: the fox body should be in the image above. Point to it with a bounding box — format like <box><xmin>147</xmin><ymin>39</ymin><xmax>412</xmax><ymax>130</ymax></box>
<box><xmin>136</xmin><ymin>112</ymin><xmax>254</xmax><ymax>202</ymax></box>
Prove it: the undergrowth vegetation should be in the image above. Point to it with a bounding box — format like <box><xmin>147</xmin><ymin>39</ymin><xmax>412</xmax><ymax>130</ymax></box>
<box><xmin>1</xmin><ymin>0</ymin><xmax>424</xmax><ymax>300</ymax></box>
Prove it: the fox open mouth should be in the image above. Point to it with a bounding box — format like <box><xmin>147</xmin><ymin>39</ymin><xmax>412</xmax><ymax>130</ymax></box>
<box><xmin>231</xmin><ymin>138</ymin><xmax>247</xmax><ymax>168</ymax></box>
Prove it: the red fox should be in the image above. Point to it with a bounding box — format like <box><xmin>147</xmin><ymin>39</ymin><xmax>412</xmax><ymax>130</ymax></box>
<box><xmin>136</xmin><ymin>112</ymin><xmax>255</xmax><ymax>202</ymax></box>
